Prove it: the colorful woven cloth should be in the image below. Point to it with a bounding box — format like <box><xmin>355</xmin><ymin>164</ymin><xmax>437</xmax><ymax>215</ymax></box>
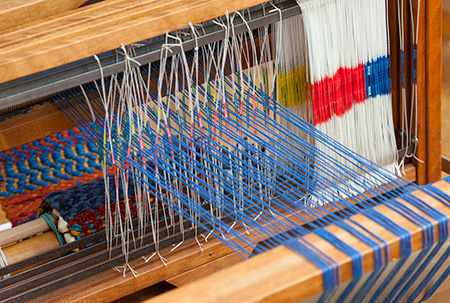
<box><xmin>41</xmin><ymin>176</ymin><xmax>139</xmax><ymax>244</ymax></box>
<box><xmin>0</xmin><ymin>127</ymin><xmax>103</xmax><ymax>226</ymax></box>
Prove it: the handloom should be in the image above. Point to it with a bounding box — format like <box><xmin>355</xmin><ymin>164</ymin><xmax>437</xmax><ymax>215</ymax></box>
<box><xmin>0</xmin><ymin>0</ymin><xmax>444</xmax><ymax>302</ymax></box>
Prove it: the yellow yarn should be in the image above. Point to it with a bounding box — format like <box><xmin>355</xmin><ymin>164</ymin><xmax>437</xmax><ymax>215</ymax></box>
<box><xmin>278</xmin><ymin>66</ymin><xmax>308</xmax><ymax>108</ymax></box>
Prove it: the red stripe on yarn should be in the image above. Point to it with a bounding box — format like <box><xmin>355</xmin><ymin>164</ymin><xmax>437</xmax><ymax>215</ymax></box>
<box><xmin>344</xmin><ymin>67</ymin><xmax>353</xmax><ymax>111</ymax></box>
<box><xmin>52</xmin><ymin>132</ymin><xmax>72</xmax><ymax>150</ymax></box>
<box><xmin>324</xmin><ymin>77</ymin><xmax>334</xmax><ymax>121</ymax></box>
<box><xmin>332</xmin><ymin>72</ymin><xmax>344</xmax><ymax>117</ymax></box>
<box><xmin>3</xmin><ymin>150</ymin><xmax>21</xmax><ymax>166</ymax></box>
<box><xmin>15</xmin><ymin>145</ymin><xmax>33</xmax><ymax>162</ymax></box>
<box><xmin>359</xmin><ymin>64</ymin><xmax>367</xmax><ymax>101</ymax></box>
<box><xmin>311</xmin><ymin>82</ymin><xmax>320</xmax><ymax>124</ymax></box>
<box><xmin>27</xmin><ymin>141</ymin><xmax>44</xmax><ymax>157</ymax></box>
<box><xmin>353</xmin><ymin>64</ymin><xmax>366</xmax><ymax>103</ymax></box>
<box><xmin>310</xmin><ymin>64</ymin><xmax>368</xmax><ymax>125</ymax></box>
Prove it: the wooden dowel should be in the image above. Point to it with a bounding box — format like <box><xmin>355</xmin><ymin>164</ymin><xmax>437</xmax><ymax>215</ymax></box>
<box><xmin>0</xmin><ymin>216</ymin><xmax>55</xmax><ymax>248</ymax></box>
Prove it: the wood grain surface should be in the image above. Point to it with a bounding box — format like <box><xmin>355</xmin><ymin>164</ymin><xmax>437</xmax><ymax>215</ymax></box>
<box><xmin>3</xmin><ymin>231</ymin><xmax>60</xmax><ymax>265</ymax></box>
<box><xmin>145</xmin><ymin>178</ymin><xmax>450</xmax><ymax>303</ymax></box>
<box><xmin>0</xmin><ymin>0</ymin><xmax>86</xmax><ymax>33</ymax></box>
<box><xmin>423</xmin><ymin>0</ymin><xmax>442</xmax><ymax>183</ymax></box>
<box><xmin>0</xmin><ymin>0</ymin><xmax>269</xmax><ymax>83</ymax></box>
<box><xmin>31</xmin><ymin>165</ymin><xmax>416</xmax><ymax>303</ymax></box>
<box><xmin>0</xmin><ymin>216</ymin><xmax>54</xmax><ymax>247</ymax></box>
<box><xmin>0</xmin><ymin>103</ymin><xmax>75</xmax><ymax>152</ymax></box>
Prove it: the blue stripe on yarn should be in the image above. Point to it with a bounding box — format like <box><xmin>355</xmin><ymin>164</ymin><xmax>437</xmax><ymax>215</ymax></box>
<box><xmin>364</xmin><ymin>209</ymin><xmax>412</xmax><ymax>258</ymax></box>
<box><xmin>1</xmin><ymin>151</ymin><xmax>34</xmax><ymax>192</ymax></box>
<box><xmin>365</xmin><ymin>56</ymin><xmax>390</xmax><ymax>99</ymax></box>
<box><xmin>424</xmin><ymin>181</ymin><xmax>450</xmax><ymax>209</ymax></box>
<box><xmin>318</xmin><ymin>286</ymin><xmax>339</xmax><ymax>303</ymax></box>
<box><xmin>314</xmin><ymin>228</ymin><xmax>363</xmax><ymax>281</ymax></box>
<box><xmin>57</xmin><ymin>132</ymin><xmax>95</xmax><ymax>174</ymax></box>
<box><xmin>412</xmin><ymin>44</ymin><xmax>418</xmax><ymax>84</ymax></box>
<box><xmin>26</xmin><ymin>143</ymin><xmax>60</xmax><ymax>184</ymax></box>
<box><xmin>400</xmin><ymin>50</ymin><xmax>406</xmax><ymax>88</ymax></box>
<box><xmin>13</xmin><ymin>148</ymin><xmax>48</xmax><ymax>188</ymax></box>
<box><xmin>349</xmin><ymin>267</ymin><xmax>387</xmax><ymax>303</ymax></box>
<box><xmin>286</xmin><ymin>238</ymin><xmax>340</xmax><ymax>291</ymax></box>
<box><xmin>68</xmin><ymin>128</ymin><xmax>102</xmax><ymax>170</ymax></box>
<box><xmin>400</xmin><ymin>194</ymin><xmax>449</xmax><ymax>242</ymax></box>
<box><xmin>384</xmin><ymin>200</ymin><xmax>434</xmax><ymax>249</ymax></box>
<box><xmin>335</xmin><ymin>221</ymin><xmax>383</xmax><ymax>269</ymax></box>
<box><xmin>33</xmin><ymin>139</ymin><xmax>71</xmax><ymax>181</ymax></box>
<box><xmin>0</xmin><ymin>126</ymin><xmax>102</xmax><ymax>197</ymax></box>
<box><xmin>74</xmin><ymin>142</ymin><xmax>102</xmax><ymax>170</ymax></box>
<box><xmin>347</xmin><ymin>217</ymin><xmax>390</xmax><ymax>265</ymax></box>
<box><xmin>335</xmin><ymin>277</ymin><xmax>360</xmax><ymax>303</ymax></box>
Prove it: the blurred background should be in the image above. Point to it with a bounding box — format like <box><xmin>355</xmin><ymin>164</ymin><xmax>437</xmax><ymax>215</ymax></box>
<box><xmin>443</xmin><ymin>1</ymin><xmax>450</xmax><ymax>165</ymax></box>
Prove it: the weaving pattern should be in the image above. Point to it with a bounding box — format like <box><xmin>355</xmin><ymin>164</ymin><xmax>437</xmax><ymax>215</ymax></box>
<box><xmin>0</xmin><ymin>127</ymin><xmax>103</xmax><ymax>226</ymax></box>
<box><xmin>42</xmin><ymin>175</ymin><xmax>177</xmax><ymax>243</ymax></box>
<box><xmin>43</xmin><ymin>176</ymin><xmax>136</xmax><ymax>242</ymax></box>
<box><xmin>0</xmin><ymin>0</ymin><xmax>445</xmax><ymax>302</ymax></box>
<box><xmin>48</xmin><ymin>0</ymin><xmax>410</xmax><ymax>275</ymax></box>
<box><xmin>277</xmin><ymin>0</ymin><xmax>397</xmax><ymax>174</ymax></box>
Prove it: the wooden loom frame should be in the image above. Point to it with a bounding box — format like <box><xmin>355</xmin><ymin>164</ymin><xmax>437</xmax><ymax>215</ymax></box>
<box><xmin>388</xmin><ymin>0</ymin><xmax>442</xmax><ymax>185</ymax></box>
<box><xmin>0</xmin><ymin>0</ymin><xmax>443</xmax><ymax>302</ymax></box>
<box><xmin>0</xmin><ymin>0</ymin><xmax>442</xmax><ymax>181</ymax></box>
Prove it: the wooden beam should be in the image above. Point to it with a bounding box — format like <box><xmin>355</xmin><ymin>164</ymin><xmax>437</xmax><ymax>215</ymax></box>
<box><xmin>145</xmin><ymin>178</ymin><xmax>450</xmax><ymax>303</ymax></box>
<box><xmin>443</xmin><ymin>0</ymin><xmax>450</xmax><ymax>35</ymax></box>
<box><xmin>0</xmin><ymin>103</ymin><xmax>75</xmax><ymax>151</ymax></box>
<box><xmin>397</xmin><ymin>0</ymin><xmax>442</xmax><ymax>185</ymax></box>
<box><xmin>0</xmin><ymin>0</ymin><xmax>86</xmax><ymax>33</ymax></box>
<box><xmin>0</xmin><ymin>0</ymin><xmax>270</xmax><ymax>83</ymax></box>
<box><xmin>424</xmin><ymin>0</ymin><xmax>442</xmax><ymax>183</ymax></box>
<box><xmin>166</xmin><ymin>252</ymin><xmax>245</xmax><ymax>287</ymax></box>
<box><xmin>443</xmin><ymin>155</ymin><xmax>450</xmax><ymax>174</ymax></box>
<box><xmin>36</xmin><ymin>237</ymin><xmax>252</xmax><ymax>303</ymax></box>
<box><xmin>3</xmin><ymin>231</ymin><xmax>60</xmax><ymax>266</ymax></box>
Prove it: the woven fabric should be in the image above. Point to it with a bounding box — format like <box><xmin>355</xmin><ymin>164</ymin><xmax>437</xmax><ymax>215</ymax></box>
<box><xmin>40</xmin><ymin>175</ymin><xmax>180</xmax><ymax>243</ymax></box>
<box><xmin>41</xmin><ymin>176</ymin><xmax>141</xmax><ymax>244</ymax></box>
<box><xmin>42</xmin><ymin>175</ymin><xmax>154</xmax><ymax>246</ymax></box>
<box><xmin>0</xmin><ymin>127</ymin><xmax>103</xmax><ymax>226</ymax></box>
<box><xmin>43</xmin><ymin>175</ymin><xmax>135</xmax><ymax>222</ymax></box>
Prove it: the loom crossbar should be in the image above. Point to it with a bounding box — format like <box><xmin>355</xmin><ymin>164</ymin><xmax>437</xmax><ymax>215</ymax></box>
<box><xmin>145</xmin><ymin>178</ymin><xmax>450</xmax><ymax>303</ymax></box>
<box><xmin>0</xmin><ymin>0</ymin><xmax>301</xmax><ymax>111</ymax></box>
